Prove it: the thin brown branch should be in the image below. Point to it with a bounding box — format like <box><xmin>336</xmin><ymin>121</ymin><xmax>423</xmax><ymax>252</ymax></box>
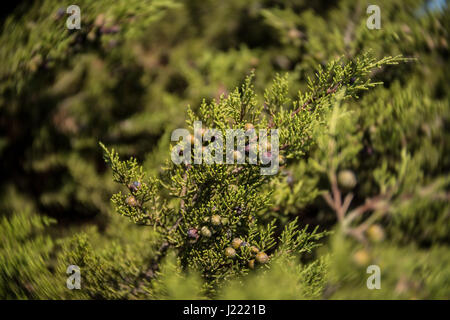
<box><xmin>130</xmin><ymin>173</ymin><xmax>188</xmax><ymax>297</ymax></box>
<box><xmin>341</xmin><ymin>193</ymin><xmax>354</xmax><ymax>214</ymax></box>
<box><xmin>291</xmin><ymin>99</ymin><xmax>312</xmax><ymax>117</ymax></box>
<box><xmin>344</xmin><ymin>195</ymin><xmax>384</xmax><ymax>225</ymax></box>
<box><xmin>322</xmin><ymin>192</ymin><xmax>336</xmax><ymax>210</ymax></box>
<box><xmin>329</xmin><ymin>171</ymin><xmax>344</xmax><ymax>221</ymax></box>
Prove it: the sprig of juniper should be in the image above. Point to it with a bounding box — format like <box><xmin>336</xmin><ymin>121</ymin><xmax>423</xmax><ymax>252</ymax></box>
<box><xmin>100</xmin><ymin>52</ymin><xmax>406</xmax><ymax>294</ymax></box>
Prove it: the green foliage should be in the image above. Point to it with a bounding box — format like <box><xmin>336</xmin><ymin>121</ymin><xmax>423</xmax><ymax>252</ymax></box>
<box><xmin>326</xmin><ymin>232</ymin><xmax>450</xmax><ymax>299</ymax></box>
<box><xmin>219</xmin><ymin>256</ymin><xmax>329</xmax><ymax>299</ymax></box>
<box><xmin>99</xmin><ymin>52</ymin><xmax>404</xmax><ymax>296</ymax></box>
<box><xmin>149</xmin><ymin>250</ymin><xmax>205</xmax><ymax>299</ymax></box>
<box><xmin>0</xmin><ymin>0</ymin><xmax>449</xmax><ymax>300</ymax></box>
<box><xmin>0</xmin><ymin>212</ymin><xmax>60</xmax><ymax>299</ymax></box>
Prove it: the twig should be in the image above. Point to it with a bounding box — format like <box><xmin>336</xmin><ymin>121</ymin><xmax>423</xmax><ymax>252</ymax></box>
<box><xmin>130</xmin><ymin>173</ymin><xmax>188</xmax><ymax>297</ymax></box>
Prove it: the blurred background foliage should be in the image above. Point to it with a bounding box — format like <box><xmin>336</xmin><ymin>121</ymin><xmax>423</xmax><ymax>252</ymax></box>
<box><xmin>0</xmin><ymin>0</ymin><xmax>449</xmax><ymax>299</ymax></box>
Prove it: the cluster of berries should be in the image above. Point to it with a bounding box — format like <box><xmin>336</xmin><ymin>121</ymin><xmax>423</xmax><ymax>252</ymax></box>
<box><xmin>225</xmin><ymin>238</ymin><xmax>269</xmax><ymax>269</ymax></box>
<box><xmin>179</xmin><ymin>122</ymin><xmax>285</xmax><ymax>165</ymax></box>
<box><xmin>125</xmin><ymin>181</ymin><xmax>143</xmax><ymax>207</ymax></box>
<box><xmin>244</xmin><ymin>123</ymin><xmax>285</xmax><ymax>165</ymax></box>
<box><xmin>186</xmin><ymin>208</ymin><xmax>229</xmax><ymax>243</ymax></box>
